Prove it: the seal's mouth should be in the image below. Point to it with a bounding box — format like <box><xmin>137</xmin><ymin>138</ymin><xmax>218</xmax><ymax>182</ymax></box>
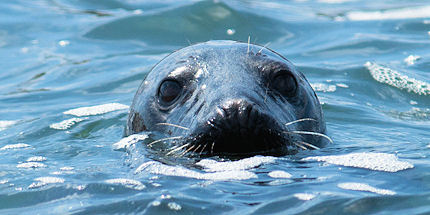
<box><xmin>183</xmin><ymin>102</ymin><xmax>296</xmax><ymax>157</ymax></box>
<box><xmin>188</xmin><ymin>127</ymin><xmax>292</xmax><ymax>157</ymax></box>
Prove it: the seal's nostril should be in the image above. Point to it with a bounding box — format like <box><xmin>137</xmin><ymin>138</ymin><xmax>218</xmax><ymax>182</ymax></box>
<box><xmin>214</xmin><ymin>99</ymin><xmax>264</xmax><ymax>135</ymax></box>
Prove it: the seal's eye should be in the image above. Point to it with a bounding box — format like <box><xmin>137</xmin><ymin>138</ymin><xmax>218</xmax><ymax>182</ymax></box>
<box><xmin>158</xmin><ymin>80</ymin><xmax>182</xmax><ymax>106</ymax></box>
<box><xmin>272</xmin><ymin>73</ymin><xmax>297</xmax><ymax>96</ymax></box>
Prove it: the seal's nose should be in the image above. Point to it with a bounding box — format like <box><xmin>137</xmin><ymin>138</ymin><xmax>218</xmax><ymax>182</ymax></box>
<box><xmin>217</xmin><ymin>99</ymin><xmax>259</xmax><ymax>134</ymax></box>
<box><xmin>199</xmin><ymin>98</ymin><xmax>284</xmax><ymax>155</ymax></box>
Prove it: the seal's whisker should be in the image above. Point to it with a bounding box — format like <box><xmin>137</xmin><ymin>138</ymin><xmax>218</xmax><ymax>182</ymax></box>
<box><xmin>199</xmin><ymin>144</ymin><xmax>208</xmax><ymax>154</ymax></box>
<box><xmin>179</xmin><ymin>145</ymin><xmax>196</xmax><ymax>157</ymax></box>
<box><xmin>192</xmin><ymin>145</ymin><xmax>202</xmax><ymax>154</ymax></box>
<box><xmin>210</xmin><ymin>142</ymin><xmax>215</xmax><ymax>154</ymax></box>
<box><xmin>147</xmin><ymin>136</ymin><xmax>183</xmax><ymax>147</ymax></box>
<box><xmin>285</xmin><ymin>131</ymin><xmax>333</xmax><ymax>143</ymax></box>
<box><xmin>297</xmin><ymin>141</ymin><xmax>320</xmax><ymax>150</ymax></box>
<box><xmin>166</xmin><ymin>143</ymin><xmax>190</xmax><ymax>156</ymax></box>
<box><xmin>258</xmin><ymin>42</ymin><xmax>271</xmax><ymax>54</ymax></box>
<box><xmin>285</xmin><ymin>118</ymin><xmax>317</xmax><ymax>126</ymax></box>
<box><xmin>247</xmin><ymin>36</ymin><xmax>251</xmax><ymax>54</ymax></box>
<box><xmin>155</xmin><ymin>123</ymin><xmax>190</xmax><ymax>130</ymax></box>
<box><xmin>294</xmin><ymin>142</ymin><xmax>308</xmax><ymax>150</ymax></box>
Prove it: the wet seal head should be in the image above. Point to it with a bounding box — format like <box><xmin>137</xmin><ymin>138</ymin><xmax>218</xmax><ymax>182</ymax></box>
<box><xmin>126</xmin><ymin>40</ymin><xmax>330</xmax><ymax>157</ymax></box>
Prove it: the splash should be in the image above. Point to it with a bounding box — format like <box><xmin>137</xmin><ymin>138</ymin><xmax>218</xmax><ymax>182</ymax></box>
<box><xmin>17</xmin><ymin>162</ymin><xmax>46</xmax><ymax>168</ymax></box>
<box><xmin>404</xmin><ymin>55</ymin><xmax>421</xmax><ymax>66</ymax></box>
<box><xmin>311</xmin><ymin>83</ymin><xmax>337</xmax><ymax>92</ymax></box>
<box><xmin>167</xmin><ymin>202</ymin><xmax>182</xmax><ymax>211</ymax></box>
<box><xmin>385</xmin><ymin>107</ymin><xmax>430</xmax><ymax>121</ymax></box>
<box><xmin>303</xmin><ymin>152</ymin><xmax>413</xmax><ymax>172</ymax></box>
<box><xmin>0</xmin><ymin>143</ymin><xmax>30</xmax><ymax>151</ymax></box>
<box><xmin>196</xmin><ymin>156</ymin><xmax>277</xmax><ymax>172</ymax></box>
<box><xmin>113</xmin><ymin>134</ymin><xmax>149</xmax><ymax>150</ymax></box>
<box><xmin>63</xmin><ymin>103</ymin><xmax>129</xmax><ymax>117</ymax></box>
<box><xmin>105</xmin><ymin>178</ymin><xmax>146</xmax><ymax>190</ymax></box>
<box><xmin>338</xmin><ymin>182</ymin><xmax>396</xmax><ymax>195</ymax></box>
<box><xmin>28</xmin><ymin>177</ymin><xmax>65</xmax><ymax>189</ymax></box>
<box><xmin>27</xmin><ymin>156</ymin><xmax>47</xmax><ymax>162</ymax></box>
<box><xmin>0</xmin><ymin>120</ymin><xmax>17</xmax><ymax>131</ymax></box>
<box><xmin>51</xmin><ymin>166</ymin><xmax>75</xmax><ymax>175</ymax></box>
<box><xmin>294</xmin><ymin>193</ymin><xmax>316</xmax><ymax>200</ymax></box>
<box><xmin>50</xmin><ymin>117</ymin><xmax>87</xmax><ymax>130</ymax></box>
<box><xmin>135</xmin><ymin>156</ymin><xmax>277</xmax><ymax>180</ymax></box>
<box><xmin>135</xmin><ymin>161</ymin><xmax>257</xmax><ymax>181</ymax></box>
<box><xmin>365</xmin><ymin>62</ymin><xmax>430</xmax><ymax>96</ymax></box>
<box><xmin>268</xmin><ymin>170</ymin><xmax>292</xmax><ymax>178</ymax></box>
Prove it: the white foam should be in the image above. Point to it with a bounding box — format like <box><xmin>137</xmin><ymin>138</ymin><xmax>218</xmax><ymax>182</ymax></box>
<box><xmin>28</xmin><ymin>176</ymin><xmax>65</xmax><ymax>189</ymax></box>
<box><xmin>294</xmin><ymin>193</ymin><xmax>316</xmax><ymax>200</ymax></box>
<box><xmin>0</xmin><ymin>179</ymin><xmax>8</xmax><ymax>184</ymax></box>
<box><xmin>268</xmin><ymin>170</ymin><xmax>292</xmax><ymax>178</ymax></box>
<box><xmin>113</xmin><ymin>134</ymin><xmax>149</xmax><ymax>150</ymax></box>
<box><xmin>167</xmin><ymin>202</ymin><xmax>182</xmax><ymax>211</ymax></box>
<box><xmin>386</xmin><ymin>107</ymin><xmax>430</xmax><ymax>121</ymax></box>
<box><xmin>336</xmin><ymin>83</ymin><xmax>349</xmax><ymax>88</ymax></box>
<box><xmin>338</xmin><ymin>182</ymin><xmax>396</xmax><ymax>195</ymax></box>
<box><xmin>151</xmin><ymin>201</ymin><xmax>161</xmax><ymax>206</ymax></box>
<box><xmin>105</xmin><ymin>178</ymin><xmax>146</xmax><ymax>190</ymax></box>
<box><xmin>346</xmin><ymin>6</ymin><xmax>430</xmax><ymax>21</ymax></box>
<box><xmin>404</xmin><ymin>55</ymin><xmax>421</xmax><ymax>66</ymax></box>
<box><xmin>196</xmin><ymin>156</ymin><xmax>277</xmax><ymax>172</ymax></box>
<box><xmin>168</xmin><ymin>202</ymin><xmax>182</xmax><ymax>211</ymax></box>
<box><xmin>60</xmin><ymin>166</ymin><xmax>74</xmax><ymax>171</ymax></box>
<box><xmin>63</xmin><ymin>103</ymin><xmax>129</xmax><ymax>117</ymax></box>
<box><xmin>303</xmin><ymin>152</ymin><xmax>413</xmax><ymax>172</ymax></box>
<box><xmin>58</xmin><ymin>40</ymin><xmax>70</xmax><ymax>47</ymax></box>
<box><xmin>135</xmin><ymin>161</ymin><xmax>257</xmax><ymax>181</ymax></box>
<box><xmin>365</xmin><ymin>62</ymin><xmax>430</xmax><ymax>96</ymax></box>
<box><xmin>50</xmin><ymin>117</ymin><xmax>87</xmax><ymax>130</ymax></box>
<box><xmin>36</xmin><ymin>176</ymin><xmax>65</xmax><ymax>183</ymax></box>
<box><xmin>311</xmin><ymin>83</ymin><xmax>336</xmax><ymax>92</ymax></box>
<box><xmin>1</xmin><ymin>143</ymin><xmax>30</xmax><ymax>151</ymax></box>
<box><xmin>17</xmin><ymin>162</ymin><xmax>46</xmax><ymax>168</ymax></box>
<box><xmin>0</xmin><ymin>120</ymin><xmax>17</xmax><ymax>131</ymax></box>
<box><xmin>27</xmin><ymin>156</ymin><xmax>47</xmax><ymax>162</ymax></box>
<box><xmin>51</xmin><ymin>166</ymin><xmax>76</xmax><ymax>175</ymax></box>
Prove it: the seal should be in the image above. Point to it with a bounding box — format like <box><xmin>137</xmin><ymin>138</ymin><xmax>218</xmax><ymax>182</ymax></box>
<box><xmin>125</xmin><ymin>40</ymin><xmax>330</xmax><ymax>157</ymax></box>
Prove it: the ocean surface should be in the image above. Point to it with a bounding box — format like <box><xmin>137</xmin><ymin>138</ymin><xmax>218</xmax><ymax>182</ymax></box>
<box><xmin>1</xmin><ymin>0</ymin><xmax>430</xmax><ymax>214</ymax></box>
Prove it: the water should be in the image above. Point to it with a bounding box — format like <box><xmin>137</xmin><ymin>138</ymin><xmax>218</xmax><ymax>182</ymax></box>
<box><xmin>1</xmin><ymin>0</ymin><xmax>430</xmax><ymax>214</ymax></box>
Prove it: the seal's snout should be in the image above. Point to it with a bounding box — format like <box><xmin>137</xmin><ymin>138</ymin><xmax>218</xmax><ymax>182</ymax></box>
<box><xmin>216</xmin><ymin>99</ymin><xmax>260</xmax><ymax>134</ymax></box>
<box><xmin>193</xmin><ymin>99</ymin><xmax>288</xmax><ymax>156</ymax></box>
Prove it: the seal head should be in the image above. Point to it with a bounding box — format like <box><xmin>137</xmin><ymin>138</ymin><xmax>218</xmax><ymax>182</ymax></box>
<box><xmin>126</xmin><ymin>40</ymin><xmax>327</xmax><ymax>157</ymax></box>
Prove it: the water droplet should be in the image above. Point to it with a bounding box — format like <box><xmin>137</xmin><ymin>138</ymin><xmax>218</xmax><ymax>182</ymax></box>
<box><xmin>226</xmin><ymin>29</ymin><xmax>236</xmax><ymax>35</ymax></box>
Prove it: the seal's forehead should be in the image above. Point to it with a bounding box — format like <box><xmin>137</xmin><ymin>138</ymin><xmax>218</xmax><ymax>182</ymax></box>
<box><xmin>171</xmin><ymin>40</ymin><xmax>286</xmax><ymax>62</ymax></box>
<box><xmin>151</xmin><ymin>40</ymin><xmax>295</xmax><ymax>80</ymax></box>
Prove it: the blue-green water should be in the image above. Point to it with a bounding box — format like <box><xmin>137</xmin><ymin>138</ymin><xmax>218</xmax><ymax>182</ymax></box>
<box><xmin>1</xmin><ymin>0</ymin><xmax>430</xmax><ymax>214</ymax></box>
